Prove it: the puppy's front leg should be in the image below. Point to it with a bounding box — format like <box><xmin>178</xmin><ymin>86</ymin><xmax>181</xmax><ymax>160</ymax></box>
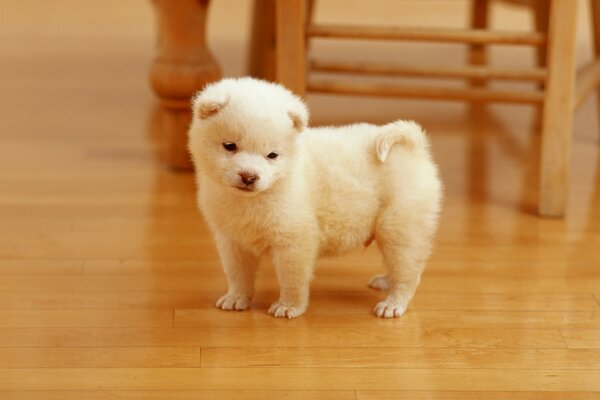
<box><xmin>214</xmin><ymin>233</ymin><xmax>259</xmax><ymax>311</ymax></box>
<box><xmin>268</xmin><ymin>242</ymin><xmax>316</xmax><ymax>319</ymax></box>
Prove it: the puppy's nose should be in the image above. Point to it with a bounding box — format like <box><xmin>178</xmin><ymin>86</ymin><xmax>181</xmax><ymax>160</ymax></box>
<box><xmin>239</xmin><ymin>171</ymin><xmax>259</xmax><ymax>186</ymax></box>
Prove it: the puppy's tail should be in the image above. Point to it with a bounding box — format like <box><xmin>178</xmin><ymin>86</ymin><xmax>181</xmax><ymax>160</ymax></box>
<box><xmin>375</xmin><ymin>120</ymin><xmax>429</xmax><ymax>163</ymax></box>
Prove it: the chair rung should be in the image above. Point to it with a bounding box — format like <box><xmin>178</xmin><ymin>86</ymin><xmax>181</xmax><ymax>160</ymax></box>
<box><xmin>307</xmin><ymin>24</ymin><xmax>546</xmax><ymax>46</ymax></box>
<box><xmin>307</xmin><ymin>78</ymin><xmax>544</xmax><ymax>104</ymax></box>
<box><xmin>310</xmin><ymin>60</ymin><xmax>547</xmax><ymax>82</ymax></box>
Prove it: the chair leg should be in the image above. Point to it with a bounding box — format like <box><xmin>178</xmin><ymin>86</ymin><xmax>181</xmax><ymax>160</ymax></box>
<box><xmin>275</xmin><ymin>0</ymin><xmax>307</xmax><ymax>97</ymax></box>
<box><xmin>539</xmin><ymin>0</ymin><xmax>578</xmax><ymax>217</ymax></box>
<box><xmin>469</xmin><ymin>0</ymin><xmax>489</xmax><ymax>86</ymax></box>
<box><xmin>590</xmin><ymin>0</ymin><xmax>600</xmax><ymax>137</ymax></box>
<box><xmin>533</xmin><ymin>0</ymin><xmax>550</xmax><ymax>70</ymax></box>
<box><xmin>248</xmin><ymin>0</ymin><xmax>276</xmax><ymax>81</ymax></box>
<box><xmin>531</xmin><ymin>0</ymin><xmax>551</xmax><ymax>132</ymax></box>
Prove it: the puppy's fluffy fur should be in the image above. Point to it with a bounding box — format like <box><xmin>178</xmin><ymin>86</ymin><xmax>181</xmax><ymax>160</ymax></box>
<box><xmin>188</xmin><ymin>77</ymin><xmax>442</xmax><ymax>318</ymax></box>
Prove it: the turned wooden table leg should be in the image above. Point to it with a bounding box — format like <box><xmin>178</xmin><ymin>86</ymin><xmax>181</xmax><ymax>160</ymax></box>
<box><xmin>150</xmin><ymin>0</ymin><xmax>221</xmax><ymax>171</ymax></box>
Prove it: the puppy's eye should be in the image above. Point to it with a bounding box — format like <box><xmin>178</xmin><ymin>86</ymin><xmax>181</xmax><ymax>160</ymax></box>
<box><xmin>267</xmin><ymin>152</ymin><xmax>279</xmax><ymax>159</ymax></box>
<box><xmin>223</xmin><ymin>142</ymin><xmax>237</xmax><ymax>152</ymax></box>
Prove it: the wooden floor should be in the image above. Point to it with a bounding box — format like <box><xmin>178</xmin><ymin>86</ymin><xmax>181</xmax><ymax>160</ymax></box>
<box><xmin>1</xmin><ymin>1</ymin><xmax>600</xmax><ymax>399</ymax></box>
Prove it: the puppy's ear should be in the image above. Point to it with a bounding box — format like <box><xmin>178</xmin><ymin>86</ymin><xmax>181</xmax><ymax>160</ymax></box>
<box><xmin>287</xmin><ymin>98</ymin><xmax>309</xmax><ymax>132</ymax></box>
<box><xmin>288</xmin><ymin>111</ymin><xmax>306</xmax><ymax>131</ymax></box>
<box><xmin>192</xmin><ymin>91</ymin><xmax>229</xmax><ymax>120</ymax></box>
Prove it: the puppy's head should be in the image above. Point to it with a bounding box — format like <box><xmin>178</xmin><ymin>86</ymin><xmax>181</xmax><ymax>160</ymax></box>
<box><xmin>188</xmin><ymin>78</ymin><xmax>308</xmax><ymax>195</ymax></box>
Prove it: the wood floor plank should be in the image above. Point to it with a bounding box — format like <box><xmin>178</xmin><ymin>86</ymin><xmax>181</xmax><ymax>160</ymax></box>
<box><xmin>1</xmin><ymin>368</ymin><xmax>598</xmax><ymax>391</ymax></box>
<box><xmin>79</xmin><ymin>258</ymin><xmax>600</xmax><ymax>278</ymax></box>
<box><xmin>0</xmin><ymin>326</ymin><xmax>566</xmax><ymax>348</ymax></box>
<box><xmin>2</xmin><ymin>275</ymin><xmax>600</xmax><ymax>294</ymax></box>
<box><xmin>0</xmin><ymin>291</ymin><xmax>205</xmax><ymax>309</ymax></box>
<box><xmin>417</xmin><ymin>277</ymin><xmax>600</xmax><ymax>294</ymax></box>
<box><xmin>0</xmin><ymin>391</ymin><xmax>354</xmax><ymax>400</ymax></box>
<box><xmin>424</xmin><ymin>259</ymin><xmax>600</xmax><ymax>278</ymax></box>
<box><xmin>412</xmin><ymin>292</ymin><xmax>600</xmax><ymax>311</ymax></box>
<box><xmin>560</xmin><ymin>330</ymin><xmax>600</xmax><ymax>349</ymax></box>
<box><xmin>0</xmin><ymin>260</ymin><xmax>82</xmax><ymax>275</ymax></box>
<box><xmin>81</xmin><ymin>259</ymin><xmax>217</xmax><ymax>275</ymax></box>
<box><xmin>357</xmin><ymin>392</ymin><xmax>600</xmax><ymax>400</ymax></box>
<box><xmin>175</xmin><ymin>309</ymin><xmax>600</xmax><ymax>330</ymax></box>
<box><xmin>0</xmin><ymin>347</ymin><xmax>200</xmax><ymax>368</ymax></box>
<box><xmin>201</xmin><ymin>346</ymin><xmax>600</xmax><ymax>369</ymax></box>
<box><xmin>0</xmin><ymin>275</ymin><xmax>230</xmax><ymax>293</ymax></box>
<box><xmin>1</xmin><ymin>256</ymin><xmax>597</xmax><ymax>279</ymax></box>
<box><xmin>0</xmin><ymin>291</ymin><xmax>597</xmax><ymax>311</ymax></box>
<box><xmin>0</xmin><ymin>309</ymin><xmax>173</xmax><ymax>328</ymax></box>
<box><xmin>4</xmin><ymin>242</ymin><xmax>598</xmax><ymax>263</ymax></box>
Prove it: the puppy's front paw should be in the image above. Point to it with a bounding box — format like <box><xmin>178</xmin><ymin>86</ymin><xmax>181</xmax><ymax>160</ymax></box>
<box><xmin>368</xmin><ymin>274</ymin><xmax>389</xmax><ymax>291</ymax></box>
<box><xmin>216</xmin><ymin>293</ymin><xmax>250</xmax><ymax>311</ymax></box>
<box><xmin>268</xmin><ymin>302</ymin><xmax>306</xmax><ymax>319</ymax></box>
<box><xmin>373</xmin><ymin>299</ymin><xmax>407</xmax><ymax>318</ymax></box>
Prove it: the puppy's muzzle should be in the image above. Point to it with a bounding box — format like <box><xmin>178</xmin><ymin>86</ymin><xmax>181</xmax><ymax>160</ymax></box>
<box><xmin>239</xmin><ymin>171</ymin><xmax>259</xmax><ymax>187</ymax></box>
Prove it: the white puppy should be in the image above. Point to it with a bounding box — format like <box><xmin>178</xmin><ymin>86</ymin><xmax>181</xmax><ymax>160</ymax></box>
<box><xmin>188</xmin><ymin>77</ymin><xmax>442</xmax><ymax>318</ymax></box>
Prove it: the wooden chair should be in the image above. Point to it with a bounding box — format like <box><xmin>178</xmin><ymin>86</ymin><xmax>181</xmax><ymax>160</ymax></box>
<box><xmin>255</xmin><ymin>0</ymin><xmax>600</xmax><ymax>217</ymax></box>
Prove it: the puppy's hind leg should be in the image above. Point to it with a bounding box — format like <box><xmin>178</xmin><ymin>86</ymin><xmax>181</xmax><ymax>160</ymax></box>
<box><xmin>214</xmin><ymin>233</ymin><xmax>259</xmax><ymax>311</ymax></box>
<box><xmin>373</xmin><ymin>212</ymin><xmax>436</xmax><ymax>318</ymax></box>
<box><xmin>367</xmin><ymin>274</ymin><xmax>389</xmax><ymax>291</ymax></box>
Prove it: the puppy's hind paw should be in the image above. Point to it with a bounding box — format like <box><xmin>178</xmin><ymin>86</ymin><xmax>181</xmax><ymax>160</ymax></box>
<box><xmin>216</xmin><ymin>293</ymin><xmax>250</xmax><ymax>311</ymax></box>
<box><xmin>368</xmin><ymin>274</ymin><xmax>389</xmax><ymax>291</ymax></box>
<box><xmin>268</xmin><ymin>302</ymin><xmax>306</xmax><ymax>319</ymax></box>
<box><xmin>373</xmin><ymin>300</ymin><xmax>407</xmax><ymax>318</ymax></box>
